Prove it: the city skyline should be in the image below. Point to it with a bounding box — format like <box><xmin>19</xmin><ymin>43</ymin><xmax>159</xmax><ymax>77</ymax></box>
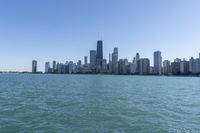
<box><xmin>1</xmin><ymin>0</ymin><xmax>200</xmax><ymax>71</ymax></box>
<box><xmin>30</xmin><ymin>40</ymin><xmax>200</xmax><ymax>76</ymax></box>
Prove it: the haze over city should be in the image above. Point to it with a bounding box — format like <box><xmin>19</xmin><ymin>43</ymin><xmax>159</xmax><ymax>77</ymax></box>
<box><xmin>0</xmin><ymin>0</ymin><xmax>200</xmax><ymax>71</ymax></box>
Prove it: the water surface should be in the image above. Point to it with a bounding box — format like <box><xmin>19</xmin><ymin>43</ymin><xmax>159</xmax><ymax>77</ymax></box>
<box><xmin>0</xmin><ymin>74</ymin><xmax>200</xmax><ymax>132</ymax></box>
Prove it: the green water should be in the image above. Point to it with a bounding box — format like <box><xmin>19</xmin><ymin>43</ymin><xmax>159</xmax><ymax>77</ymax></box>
<box><xmin>0</xmin><ymin>74</ymin><xmax>200</xmax><ymax>133</ymax></box>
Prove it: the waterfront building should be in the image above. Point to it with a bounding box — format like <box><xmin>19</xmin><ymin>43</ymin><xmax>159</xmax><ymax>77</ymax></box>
<box><xmin>32</xmin><ymin>60</ymin><xmax>37</xmax><ymax>73</ymax></box>
<box><xmin>68</xmin><ymin>61</ymin><xmax>74</xmax><ymax>74</ymax></box>
<box><xmin>52</xmin><ymin>60</ymin><xmax>57</xmax><ymax>73</ymax></box>
<box><xmin>84</xmin><ymin>56</ymin><xmax>88</xmax><ymax>65</ymax></box>
<box><xmin>136</xmin><ymin>53</ymin><xmax>140</xmax><ymax>62</ymax></box>
<box><xmin>118</xmin><ymin>59</ymin><xmax>129</xmax><ymax>74</ymax></box>
<box><xmin>189</xmin><ymin>57</ymin><xmax>200</xmax><ymax>74</ymax></box>
<box><xmin>135</xmin><ymin>53</ymin><xmax>140</xmax><ymax>73</ymax></box>
<box><xmin>108</xmin><ymin>54</ymin><xmax>112</xmax><ymax>73</ymax></box>
<box><xmin>112</xmin><ymin>48</ymin><xmax>119</xmax><ymax>74</ymax></box>
<box><xmin>90</xmin><ymin>50</ymin><xmax>96</xmax><ymax>73</ymax></box>
<box><xmin>128</xmin><ymin>63</ymin><xmax>133</xmax><ymax>74</ymax></box>
<box><xmin>57</xmin><ymin>63</ymin><xmax>62</xmax><ymax>74</ymax></box>
<box><xmin>77</xmin><ymin>60</ymin><xmax>81</xmax><ymax>66</ymax></box>
<box><xmin>163</xmin><ymin>60</ymin><xmax>171</xmax><ymax>74</ymax></box>
<box><xmin>96</xmin><ymin>40</ymin><xmax>103</xmax><ymax>70</ymax></box>
<box><xmin>189</xmin><ymin>57</ymin><xmax>194</xmax><ymax>73</ymax></box>
<box><xmin>45</xmin><ymin>62</ymin><xmax>51</xmax><ymax>73</ymax></box>
<box><xmin>180</xmin><ymin>60</ymin><xmax>189</xmax><ymax>74</ymax></box>
<box><xmin>137</xmin><ymin>58</ymin><xmax>150</xmax><ymax>75</ymax></box>
<box><xmin>194</xmin><ymin>58</ymin><xmax>200</xmax><ymax>74</ymax></box>
<box><xmin>132</xmin><ymin>57</ymin><xmax>137</xmax><ymax>74</ymax></box>
<box><xmin>102</xmin><ymin>59</ymin><xmax>107</xmax><ymax>73</ymax></box>
<box><xmin>154</xmin><ymin>51</ymin><xmax>162</xmax><ymax>75</ymax></box>
<box><xmin>133</xmin><ymin>57</ymin><xmax>136</xmax><ymax>64</ymax></box>
<box><xmin>171</xmin><ymin>59</ymin><xmax>181</xmax><ymax>75</ymax></box>
<box><xmin>77</xmin><ymin>60</ymin><xmax>82</xmax><ymax>73</ymax></box>
<box><xmin>149</xmin><ymin>66</ymin><xmax>154</xmax><ymax>74</ymax></box>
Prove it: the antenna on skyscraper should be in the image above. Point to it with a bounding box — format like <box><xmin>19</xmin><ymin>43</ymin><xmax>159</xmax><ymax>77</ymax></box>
<box><xmin>98</xmin><ymin>32</ymin><xmax>102</xmax><ymax>40</ymax></box>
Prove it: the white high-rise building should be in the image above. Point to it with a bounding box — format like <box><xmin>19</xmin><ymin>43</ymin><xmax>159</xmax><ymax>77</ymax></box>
<box><xmin>154</xmin><ymin>51</ymin><xmax>162</xmax><ymax>75</ymax></box>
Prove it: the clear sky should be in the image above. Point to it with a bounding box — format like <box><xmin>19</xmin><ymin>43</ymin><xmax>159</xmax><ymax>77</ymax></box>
<box><xmin>0</xmin><ymin>0</ymin><xmax>200</xmax><ymax>72</ymax></box>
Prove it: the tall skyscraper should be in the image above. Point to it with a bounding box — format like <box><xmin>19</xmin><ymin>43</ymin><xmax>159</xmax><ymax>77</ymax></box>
<box><xmin>180</xmin><ymin>60</ymin><xmax>189</xmax><ymax>74</ymax></box>
<box><xmin>171</xmin><ymin>58</ymin><xmax>181</xmax><ymax>75</ymax></box>
<box><xmin>90</xmin><ymin>50</ymin><xmax>96</xmax><ymax>72</ymax></box>
<box><xmin>136</xmin><ymin>53</ymin><xmax>140</xmax><ymax>61</ymax></box>
<box><xmin>118</xmin><ymin>59</ymin><xmax>128</xmax><ymax>74</ymax></box>
<box><xmin>45</xmin><ymin>62</ymin><xmax>51</xmax><ymax>73</ymax></box>
<box><xmin>112</xmin><ymin>48</ymin><xmax>118</xmax><ymax>74</ymax></box>
<box><xmin>32</xmin><ymin>60</ymin><xmax>37</xmax><ymax>73</ymax></box>
<box><xmin>136</xmin><ymin>53</ymin><xmax>140</xmax><ymax>73</ymax></box>
<box><xmin>109</xmin><ymin>54</ymin><xmax>112</xmax><ymax>73</ymax></box>
<box><xmin>102</xmin><ymin>59</ymin><xmax>107</xmax><ymax>73</ymax></box>
<box><xmin>137</xmin><ymin>58</ymin><xmax>150</xmax><ymax>75</ymax></box>
<box><xmin>154</xmin><ymin>51</ymin><xmax>162</xmax><ymax>75</ymax></box>
<box><xmin>163</xmin><ymin>60</ymin><xmax>171</xmax><ymax>74</ymax></box>
<box><xmin>96</xmin><ymin>40</ymin><xmax>103</xmax><ymax>67</ymax></box>
<box><xmin>84</xmin><ymin>56</ymin><xmax>88</xmax><ymax>65</ymax></box>
<box><xmin>53</xmin><ymin>60</ymin><xmax>57</xmax><ymax>73</ymax></box>
<box><xmin>189</xmin><ymin>57</ymin><xmax>194</xmax><ymax>73</ymax></box>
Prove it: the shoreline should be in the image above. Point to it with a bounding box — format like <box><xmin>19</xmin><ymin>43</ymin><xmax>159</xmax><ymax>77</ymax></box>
<box><xmin>1</xmin><ymin>72</ymin><xmax>200</xmax><ymax>77</ymax></box>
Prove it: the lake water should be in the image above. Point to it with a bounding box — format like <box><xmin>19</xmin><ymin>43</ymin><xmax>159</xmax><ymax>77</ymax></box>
<box><xmin>0</xmin><ymin>74</ymin><xmax>200</xmax><ymax>133</ymax></box>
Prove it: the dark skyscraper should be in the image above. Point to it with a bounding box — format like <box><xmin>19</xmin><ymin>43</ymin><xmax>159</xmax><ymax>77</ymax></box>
<box><xmin>136</xmin><ymin>53</ymin><xmax>140</xmax><ymax>73</ymax></box>
<box><xmin>84</xmin><ymin>56</ymin><xmax>88</xmax><ymax>65</ymax></box>
<box><xmin>32</xmin><ymin>60</ymin><xmax>37</xmax><ymax>73</ymax></box>
<box><xmin>90</xmin><ymin>50</ymin><xmax>96</xmax><ymax>66</ymax></box>
<box><xmin>53</xmin><ymin>60</ymin><xmax>57</xmax><ymax>73</ymax></box>
<box><xmin>90</xmin><ymin>50</ymin><xmax>97</xmax><ymax>73</ymax></box>
<box><xmin>112</xmin><ymin>48</ymin><xmax>118</xmax><ymax>74</ymax></box>
<box><xmin>96</xmin><ymin>40</ymin><xmax>103</xmax><ymax>66</ymax></box>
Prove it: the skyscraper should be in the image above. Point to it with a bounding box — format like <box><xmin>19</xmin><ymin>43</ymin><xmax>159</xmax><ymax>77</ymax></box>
<box><xmin>53</xmin><ymin>60</ymin><xmax>57</xmax><ymax>73</ymax></box>
<box><xmin>109</xmin><ymin>54</ymin><xmax>112</xmax><ymax>73</ymax></box>
<box><xmin>96</xmin><ymin>40</ymin><xmax>103</xmax><ymax>67</ymax></box>
<box><xmin>171</xmin><ymin>58</ymin><xmax>181</xmax><ymax>75</ymax></box>
<box><xmin>32</xmin><ymin>60</ymin><xmax>37</xmax><ymax>73</ymax></box>
<box><xmin>136</xmin><ymin>53</ymin><xmax>140</xmax><ymax>61</ymax></box>
<box><xmin>189</xmin><ymin>57</ymin><xmax>194</xmax><ymax>73</ymax></box>
<box><xmin>135</xmin><ymin>53</ymin><xmax>140</xmax><ymax>73</ymax></box>
<box><xmin>84</xmin><ymin>56</ymin><xmax>88</xmax><ymax>65</ymax></box>
<box><xmin>112</xmin><ymin>48</ymin><xmax>118</xmax><ymax>74</ymax></box>
<box><xmin>180</xmin><ymin>60</ymin><xmax>189</xmax><ymax>74</ymax></box>
<box><xmin>118</xmin><ymin>59</ymin><xmax>128</xmax><ymax>74</ymax></box>
<box><xmin>102</xmin><ymin>59</ymin><xmax>107</xmax><ymax>73</ymax></box>
<box><xmin>137</xmin><ymin>58</ymin><xmax>150</xmax><ymax>75</ymax></box>
<box><xmin>154</xmin><ymin>51</ymin><xmax>162</xmax><ymax>75</ymax></box>
<box><xmin>45</xmin><ymin>62</ymin><xmax>50</xmax><ymax>73</ymax></box>
<box><xmin>90</xmin><ymin>50</ymin><xmax>96</xmax><ymax>73</ymax></box>
<box><xmin>163</xmin><ymin>60</ymin><xmax>171</xmax><ymax>74</ymax></box>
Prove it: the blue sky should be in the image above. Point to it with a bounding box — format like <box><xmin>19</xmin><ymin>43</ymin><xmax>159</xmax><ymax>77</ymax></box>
<box><xmin>0</xmin><ymin>0</ymin><xmax>200</xmax><ymax>71</ymax></box>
